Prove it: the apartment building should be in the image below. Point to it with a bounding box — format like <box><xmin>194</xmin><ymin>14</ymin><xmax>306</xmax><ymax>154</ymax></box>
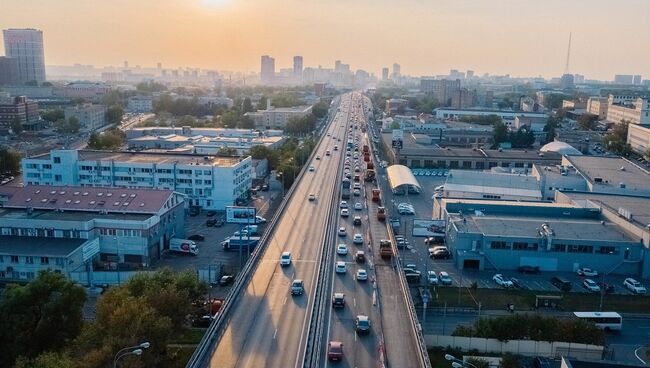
<box><xmin>22</xmin><ymin>149</ymin><xmax>252</xmax><ymax>210</ymax></box>
<box><xmin>64</xmin><ymin>104</ymin><xmax>107</xmax><ymax>131</ymax></box>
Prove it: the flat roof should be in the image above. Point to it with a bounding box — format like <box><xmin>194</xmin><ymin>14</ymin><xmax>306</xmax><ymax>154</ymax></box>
<box><xmin>0</xmin><ymin>236</ymin><xmax>86</xmax><ymax>257</ymax></box>
<box><xmin>76</xmin><ymin>150</ymin><xmax>243</xmax><ymax>166</ymax></box>
<box><xmin>446</xmin><ymin>170</ymin><xmax>540</xmax><ymax>190</ymax></box>
<box><xmin>565</xmin><ymin>156</ymin><xmax>650</xmax><ymax>192</ymax></box>
<box><xmin>561</xmin><ymin>192</ymin><xmax>650</xmax><ymax>229</ymax></box>
<box><xmin>386</xmin><ymin>165</ymin><xmax>421</xmax><ymax>190</ymax></box>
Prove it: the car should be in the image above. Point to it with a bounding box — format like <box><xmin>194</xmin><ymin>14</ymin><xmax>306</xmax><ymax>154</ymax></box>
<box><xmin>354</xmin><ymin>202</ymin><xmax>363</xmax><ymax>210</ymax></box>
<box><xmin>577</xmin><ymin>267</ymin><xmax>598</xmax><ymax>277</ymax></box>
<box><xmin>353</xmin><ymin>233</ymin><xmax>364</xmax><ymax>244</ymax></box>
<box><xmin>623</xmin><ymin>278</ymin><xmax>647</xmax><ymax>294</ymax></box>
<box><xmin>219</xmin><ymin>275</ymin><xmax>234</xmax><ymax>286</ymax></box>
<box><xmin>493</xmin><ymin>274</ymin><xmax>513</xmax><ymax>288</ymax></box>
<box><xmin>326</xmin><ymin>150</ymin><xmax>331</xmax><ymax>156</ymax></box>
<box><xmin>206</xmin><ymin>218</ymin><xmax>217</xmax><ymax>227</ymax></box>
<box><xmin>335</xmin><ymin>261</ymin><xmax>346</xmax><ymax>273</ymax></box>
<box><xmin>405</xmin><ymin>263</ymin><xmax>418</xmax><ymax>271</ymax></box>
<box><xmin>191</xmin><ymin>314</ymin><xmax>212</xmax><ymax>327</ymax></box>
<box><xmin>353</xmin><ymin>189</ymin><xmax>361</xmax><ymax>196</ymax></box>
<box><xmin>510</xmin><ymin>277</ymin><xmax>524</xmax><ymax>289</ymax></box>
<box><xmin>439</xmin><ymin>272</ymin><xmax>452</xmax><ymax>285</ymax></box>
<box><xmin>583</xmin><ymin>278</ymin><xmax>600</xmax><ymax>292</ymax></box>
<box><xmin>598</xmin><ymin>282</ymin><xmax>616</xmax><ymax>294</ymax></box>
<box><xmin>398</xmin><ymin>207</ymin><xmax>415</xmax><ymax>215</ymax></box>
<box><xmin>356</xmin><ymin>269</ymin><xmax>368</xmax><ymax>281</ymax></box>
<box><xmin>332</xmin><ymin>292</ymin><xmax>345</xmax><ymax>308</ymax></box>
<box><xmin>206</xmin><ymin>210</ymin><xmax>217</xmax><ymax>217</ymax></box>
<box><xmin>255</xmin><ymin>215</ymin><xmax>267</xmax><ymax>224</ymax></box>
<box><xmin>424</xmin><ymin>236</ymin><xmax>444</xmax><ymax>245</ymax></box>
<box><xmin>291</xmin><ymin>279</ymin><xmax>304</xmax><ymax>295</ymax></box>
<box><xmin>353</xmin><ymin>182</ymin><xmax>361</xmax><ymax>190</ymax></box>
<box><xmin>340</xmin><ymin>208</ymin><xmax>349</xmax><ymax>217</ymax></box>
<box><xmin>353</xmin><ymin>216</ymin><xmax>362</xmax><ymax>226</ymax></box>
<box><xmin>187</xmin><ymin>234</ymin><xmax>205</xmax><ymax>241</ymax></box>
<box><xmin>338</xmin><ymin>227</ymin><xmax>347</xmax><ymax>236</ymax></box>
<box><xmin>518</xmin><ymin>265</ymin><xmax>540</xmax><ymax>274</ymax></box>
<box><xmin>354</xmin><ymin>166</ymin><xmax>361</xmax><ymax>172</ymax></box>
<box><xmin>355</xmin><ymin>251</ymin><xmax>366</xmax><ymax>263</ymax></box>
<box><xmin>427</xmin><ymin>271</ymin><xmax>439</xmax><ymax>285</ymax></box>
<box><xmin>337</xmin><ymin>244</ymin><xmax>348</xmax><ymax>255</ymax></box>
<box><xmin>280</xmin><ymin>251</ymin><xmax>292</xmax><ymax>266</ymax></box>
<box><xmin>308</xmin><ymin>193</ymin><xmax>316</xmax><ymax>201</ymax></box>
<box><xmin>308</xmin><ymin>166</ymin><xmax>315</xmax><ymax>172</ymax></box>
<box><xmin>327</xmin><ymin>341</ymin><xmax>344</xmax><ymax>361</ymax></box>
<box><xmin>355</xmin><ymin>315</ymin><xmax>371</xmax><ymax>335</ymax></box>
<box><xmin>316</xmin><ymin>155</ymin><xmax>321</xmax><ymax>160</ymax></box>
<box><xmin>340</xmin><ymin>200</ymin><xmax>348</xmax><ymax>208</ymax></box>
<box><xmin>430</xmin><ymin>248</ymin><xmax>450</xmax><ymax>259</ymax></box>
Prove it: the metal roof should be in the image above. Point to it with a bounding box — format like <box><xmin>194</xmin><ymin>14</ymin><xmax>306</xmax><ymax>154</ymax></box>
<box><xmin>386</xmin><ymin>165</ymin><xmax>421</xmax><ymax>190</ymax></box>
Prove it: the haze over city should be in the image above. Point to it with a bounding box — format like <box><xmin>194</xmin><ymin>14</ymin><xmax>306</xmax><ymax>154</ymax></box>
<box><xmin>3</xmin><ymin>0</ymin><xmax>650</xmax><ymax>79</ymax></box>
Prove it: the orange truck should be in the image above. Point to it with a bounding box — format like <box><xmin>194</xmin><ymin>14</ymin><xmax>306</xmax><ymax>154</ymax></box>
<box><xmin>379</xmin><ymin>239</ymin><xmax>393</xmax><ymax>259</ymax></box>
<box><xmin>377</xmin><ymin>206</ymin><xmax>386</xmax><ymax>221</ymax></box>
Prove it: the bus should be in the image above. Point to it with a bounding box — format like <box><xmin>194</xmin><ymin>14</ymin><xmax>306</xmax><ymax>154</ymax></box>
<box><xmin>573</xmin><ymin>312</ymin><xmax>622</xmax><ymax>331</ymax></box>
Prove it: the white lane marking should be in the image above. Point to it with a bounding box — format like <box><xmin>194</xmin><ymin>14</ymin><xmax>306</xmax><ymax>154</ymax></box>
<box><xmin>634</xmin><ymin>346</ymin><xmax>648</xmax><ymax>365</ymax></box>
<box><xmin>354</xmin><ymin>297</ymin><xmax>357</xmax><ymax>308</ymax></box>
<box><xmin>283</xmin><ymin>296</ymin><xmax>287</xmax><ymax>305</ymax></box>
<box><xmin>273</xmin><ymin>328</ymin><xmax>278</xmax><ymax>340</ymax></box>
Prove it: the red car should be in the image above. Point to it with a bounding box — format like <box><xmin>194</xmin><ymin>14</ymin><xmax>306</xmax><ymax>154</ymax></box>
<box><xmin>327</xmin><ymin>341</ymin><xmax>344</xmax><ymax>361</ymax></box>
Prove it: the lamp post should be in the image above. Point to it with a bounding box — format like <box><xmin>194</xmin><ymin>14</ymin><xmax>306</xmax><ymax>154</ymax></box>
<box><xmin>445</xmin><ymin>353</ymin><xmax>478</xmax><ymax>368</ymax></box>
<box><xmin>113</xmin><ymin>342</ymin><xmax>150</xmax><ymax>368</ymax></box>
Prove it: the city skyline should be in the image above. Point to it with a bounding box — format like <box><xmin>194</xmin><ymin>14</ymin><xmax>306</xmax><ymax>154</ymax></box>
<box><xmin>2</xmin><ymin>0</ymin><xmax>649</xmax><ymax>80</ymax></box>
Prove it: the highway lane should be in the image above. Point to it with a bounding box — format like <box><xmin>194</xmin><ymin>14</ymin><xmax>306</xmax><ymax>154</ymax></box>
<box><xmin>207</xmin><ymin>94</ymin><xmax>351</xmax><ymax>368</ymax></box>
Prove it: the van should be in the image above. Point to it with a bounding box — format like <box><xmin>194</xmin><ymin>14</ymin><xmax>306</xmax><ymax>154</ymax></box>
<box><xmin>551</xmin><ymin>276</ymin><xmax>572</xmax><ymax>292</ymax></box>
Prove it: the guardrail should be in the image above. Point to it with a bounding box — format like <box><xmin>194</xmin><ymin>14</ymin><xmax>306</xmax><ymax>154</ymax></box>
<box><xmin>186</xmin><ymin>106</ymin><xmax>338</xmax><ymax>368</ymax></box>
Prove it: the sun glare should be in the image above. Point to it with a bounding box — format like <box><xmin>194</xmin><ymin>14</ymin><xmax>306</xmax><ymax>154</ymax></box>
<box><xmin>200</xmin><ymin>0</ymin><xmax>231</xmax><ymax>7</ymax></box>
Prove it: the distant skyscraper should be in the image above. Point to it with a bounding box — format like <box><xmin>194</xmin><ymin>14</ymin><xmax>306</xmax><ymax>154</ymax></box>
<box><xmin>466</xmin><ymin>70</ymin><xmax>474</xmax><ymax>79</ymax></box>
<box><xmin>392</xmin><ymin>63</ymin><xmax>401</xmax><ymax>79</ymax></box>
<box><xmin>633</xmin><ymin>75</ymin><xmax>642</xmax><ymax>85</ymax></box>
<box><xmin>2</xmin><ymin>28</ymin><xmax>46</xmax><ymax>84</ymax></box>
<box><xmin>0</xmin><ymin>57</ymin><xmax>19</xmax><ymax>85</ymax></box>
<box><xmin>260</xmin><ymin>55</ymin><xmax>275</xmax><ymax>85</ymax></box>
<box><xmin>614</xmin><ymin>74</ymin><xmax>634</xmax><ymax>85</ymax></box>
<box><xmin>382</xmin><ymin>67</ymin><xmax>389</xmax><ymax>81</ymax></box>
<box><xmin>293</xmin><ymin>56</ymin><xmax>303</xmax><ymax>78</ymax></box>
<box><xmin>335</xmin><ymin>60</ymin><xmax>342</xmax><ymax>72</ymax></box>
<box><xmin>560</xmin><ymin>73</ymin><xmax>575</xmax><ymax>90</ymax></box>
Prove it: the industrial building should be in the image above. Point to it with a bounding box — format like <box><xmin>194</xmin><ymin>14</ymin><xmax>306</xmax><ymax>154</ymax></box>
<box><xmin>0</xmin><ymin>185</ymin><xmax>185</xmax><ymax>284</ymax></box>
<box><xmin>244</xmin><ymin>104</ymin><xmax>313</xmax><ymax>129</ymax></box>
<box><xmin>21</xmin><ymin>149</ymin><xmax>251</xmax><ymax>210</ymax></box>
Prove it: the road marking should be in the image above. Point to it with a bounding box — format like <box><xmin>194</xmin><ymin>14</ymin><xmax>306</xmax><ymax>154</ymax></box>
<box><xmin>634</xmin><ymin>346</ymin><xmax>648</xmax><ymax>365</ymax></box>
<box><xmin>354</xmin><ymin>297</ymin><xmax>357</xmax><ymax>307</ymax></box>
<box><xmin>273</xmin><ymin>328</ymin><xmax>278</xmax><ymax>340</ymax></box>
<box><xmin>283</xmin><ymin>296</ymin><xmax>287</xmax><ymax>305</ymax></box>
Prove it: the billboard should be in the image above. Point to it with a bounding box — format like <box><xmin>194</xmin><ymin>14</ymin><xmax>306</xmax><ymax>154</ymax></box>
<box><xmin>412</xmin><ymin>219</ymin><xmax>446</xmax><ymax>237</ymax></box>
<box><xmin>226</xmin><ymin>206</ymin><xmax>257</xmax><ymax>224</ymax></box>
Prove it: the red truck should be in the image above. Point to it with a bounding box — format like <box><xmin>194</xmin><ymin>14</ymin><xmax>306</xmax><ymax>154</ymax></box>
<box><xmin>371</xmin><ymin>188</ymin><xmax>381</xmax><ymax>203</ymax></box>
<box><xmin>377</xmin><ymin>206</ymin><xmax>386</xmax><ymax>221</ymax></box>
<box><xmin>367</xmin><ymin>161</ymin><xmax>375</xmax><ymax>170</ymax></box>
<box><xmin>363</xmin><ymin>144</ymin><xmax>369</xmax><ymax>153</ymax></box>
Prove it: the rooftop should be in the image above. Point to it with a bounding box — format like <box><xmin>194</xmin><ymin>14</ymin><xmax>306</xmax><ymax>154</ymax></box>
<box><xmin>560</xmin><ymin>191</ymin><xmax>650</xmax><ymax>230</ymax></box>
<box><xmin>0</xmin><ymin>236</ymin><xmax>86</xmax><ymax>257</ymax></box>
<box><xmin>565</xmin><ymin>156</ymin><xmax>650</xmax><ymax>193</ymax></box>
<box><xmin>444</xmin><ymin>170</ymin><xmax>541</xmax><ymax>198</ymax></box>
<box><xmin>31</xmin><ymin>150</ymin><xmax>244</xmax><ymax>167</ymax></box>
<box><xmin>386</xmin><ymin>165</ymin><xmax>421</xmax><ymax>189</ymax></box>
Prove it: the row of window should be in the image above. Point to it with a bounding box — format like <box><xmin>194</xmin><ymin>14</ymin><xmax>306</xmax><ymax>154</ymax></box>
<box><xmin>1</xmin><ymin>227</ymin><xmax>82</xmax><ymax>238</ymax></box>
<box><xmin>489</xmin><ymin>240</ymin><xmax>621</xmax><ymax>255</ymax></box>
<box><xmin>0</xmin><ymin>255</ymin><xmax>63</xmax><ymax>266</ymax></box>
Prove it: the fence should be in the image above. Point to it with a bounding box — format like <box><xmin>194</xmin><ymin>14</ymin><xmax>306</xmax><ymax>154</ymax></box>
<box><xmin>69</xmin><ymin>270</ymin><xmax>149</xmax><ymax>286</ymax></box>
<box><xmin>424</xmin><ymin>335</ymin><xmax>603</xmax><ymax>360</ymax></box>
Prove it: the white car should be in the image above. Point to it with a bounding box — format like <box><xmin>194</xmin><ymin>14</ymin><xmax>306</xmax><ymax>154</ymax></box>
<box><xmin>427</xmin><ymin>271</ymin><xmax>439</xmax><ymax>285</ymax></box>
<box><xmin>583</xmin><ymin>279</ymin><xmax>600</xmax><ymax>292</ymax></box>
<box><xmin>308</xmin><ymin>166</ymin><xmax>315</xmax><ymax>172</ymax></box>
<box><xmin>356</xmin><ymin>269</ymin><xmax>368</xmax><ymax>281</ymax></box>
<box><xmin>577</xmin><ymin>267</ymin><xmax>598</xmax><ymax>277</ymax></box>
<box><xmin>493</xmin><ymin>274</ymin><xmax>514</xmax><ymax>288</ymax></box>
<box><xmin>354</xmin><ymin>202</ymin><xmax>363</xmax><ymax>211</ymax></box>
<box><xmin>340</xmin><ymin>208</ymin><xmax>349</xmax><ymax>217</ymax></box>
<box><xmin>398</xmin><ymin>207</ymin><xmax>415</xmax><ymax>215</ymax></box>
<box><xmin>353</xmin><ymin>233</ymin><xmax>364</xmax><ymax>245</ymax></box>
<box><xmin>280</xmin><ymin>252</ymin><xmax>292</xmax><ymax>266</ymax></box>
<box><xmin>624</xmin><ymin>278</ymin><xmax>647</xmax><ymax>294</ymax></box>
<box><xmin>337</xmin><ymin>244</ymin><xmax>348</xmax><ymax>255</ymax></box>
<box><xmin>338</xmin><ymin>227</ymin><xmax>347</xmax><ymax>237</ymax></box>
<box><xmin>339</xmin><ymin>201</ymin><xmax>348</xmax><ymax>209</ymax></box>
<box><xmin>335</xmin><ymin>261</ymin><xmax>347</xmax><ymax>274</ymax></box>
<box><xmin>439</xmin><ymin>272</ymin><xmax>452</xmax><ymax>285</ymax></box>
<box><xmin>308</xmin><ymin>193</ymin><xmax>316</xmax><ymax>201</ymax></box>
<box><xmin>353</xmin><ymin>189</ymin><xmax>361</xmax><ymax>196</ymax></box>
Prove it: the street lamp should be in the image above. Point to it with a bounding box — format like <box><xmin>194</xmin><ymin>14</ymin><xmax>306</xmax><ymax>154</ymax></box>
<box><xmin>445</xmin><ymin>354</ymin><xmax>478</xmax><ymax>368</ymax></box>
<box><xmin>113</xmin><ymin>342</ymin><xmax>151</xmax><ymax>368</ymax></box>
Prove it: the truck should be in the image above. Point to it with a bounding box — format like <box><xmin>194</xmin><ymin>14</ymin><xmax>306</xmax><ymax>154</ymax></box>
<box><xmin>363</xmin><ymin>152</ymin><xmax>370</xmax><ymax>162</ymax></box>
<box><xmin>221</xmin><ymin>236</ymin><xmax>261</xmax><ymax>251</ymax></box>
<box><xmin>169</xmin><ymin>238</ymin><xmax>199</xmax><ymax>256</ymax></box>
<box><xmin>364</xmin><ymin>169</ymin><xmax>375</xmax><ymax>182</ymax></box>
<box><xmin>371</xmin><ymin>188</ymin><xmax>381</xmax><ymax>203</ymax></box>
<box><xmin>341</xmin><ymin>178</ymin><xmax>351</xmax><ymax>199</ymax></box>
<box><xmin>379</xmin><ymin>239</ymin><xmax>393</xmax><ymax>260</ymax></box>
<box><xmin>233</xmin><ymin>224</ymin><xmax>259</xmax><ymax>236</ymax></box>
<box><xmin>377</xmin><ymin>206</ymin><xmax>386</xmax><ymax>221</ymax></box>
<box><xmin>367</xmin><ymin>161</ymin><xmax>375</xmax><ymax>170</ymax></box>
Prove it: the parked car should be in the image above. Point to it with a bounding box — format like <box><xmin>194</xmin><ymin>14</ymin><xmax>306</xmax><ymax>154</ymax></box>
<box><xmin>206</xmin><ymin>211</ymin><xmax>217</xmax><ymax>217</ymax></box>
<box><xmin>510</xmin><ymin>277</ymin><xmax>524</xmax><ymax>289</ymax></box>
<box><xmin>427</xmin><ymin>271</ymin><xmax>439</xmax><ymax>285</ymax></box>
<box><xmin>187</xmin><ymin>234</ymin><xmax>205</xmax><ymax>241</ymax></box>
<box><xmin>583</xmin><ymin>279</ymin><xmax>600</xmax><ymax>292</ymax></box>
<box><xmin>218</xmin><ymin>275</ymin><xmax>234</xmax><ymax>286</ymax></box>
<box><xmin>517</xmin><ymin>265</ymin><xmax>540</xmax><ymax>274</ymax></box>
<box><xmin>439</xmin><ymin>272</ymin><xmax>452</xmax><ymax>285</ymax></box>
<box><xmin>493</xmin><ymin>274</ymin><xmax>514</xmax><ymax>288</ymax></box>
<box><xmin>624</xmin><ymin>278</ymin><xmax>647</xmax><ymax>294</ymax></box>
<box><xmin>577</xmin><ymin>267</ymin><xmax>598</xmax><ymax>277</ymax></box>
<box><xmin>551</xmin><ymin>276</ymin><xmax>572</xmax><ymax>292</ymax></box>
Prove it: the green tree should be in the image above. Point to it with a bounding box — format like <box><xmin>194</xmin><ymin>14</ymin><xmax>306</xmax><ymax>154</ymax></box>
<box><xmin>86</xmin><ymin>129</ymin><xmax>125</xmax><ymax>150</ymax></box>
<box><xmin>0</xmin><ymin>271</ymin><xmax>87</xmax><ymax>367</ymax></box>
<box><xmin>0</xmin><ymin>147</ymin><xmax>22</xmax><ymax>174</ymax></box>
<box><xmin>105</xmin><ymin>105</ymin><xmax>124</xmax><ymax>125</ymax></box>
<box><xmin>311</xmin><ymin>101</ymin><xmax>329</xmax><ymax>118</ymax></box>
<box><xmin>55</xmin><ymin>117</ymin><xmax>81</xmax><ymax>134</ymax></box>
<box><xmin>492</xmin><ymin>121</ymin><xmax>509</xmax><ymax>148</ymax></box>
<box><xmin>603</xmin><ymin>120</ymin><xmax>632</xmax><ymax>156</ymax></box>
<box><xmin>543</xmin><ymin>116</ymin><xmax>561</xmax><ymax>144</ymax></box>
<box><xmin>40</xmin><ymin>109</ymin><xmax>65</xmax><ymax>123</ymax></box>
<box><xmin>15</xmin><ymin>352</ymin><xmax>76</xmax><ymax>368</ymax></box>
<box><xmin>389</xmin><ymin>121</ymin><xmax>401</xmax><ymax>130</ymax></box>
<box><xmin>136</xmin><ymin>81</ymin><xmax>167</xmax><ymax>93</ymax></box>
<box><xmin>242</xmin><ymin>97</ymin><xmax>254</xmax><ymax>113</ymax></box>
<box><xmin>257</xmin><ymin>95</ymin><xmax>267</xmax><ymax>110</ymax></box>
<box><xmin>544</xmin><ymin>93</ymin><xmax>570</xmax><ymax>109</ymax></box>
<box><xmin>249</xmin><ymin>145</ymin><xmax>279</xmax><ymax>169</ymax></box>
<box><xmin>101</xmin><ymin>90</ymin><xmax>123</xmax><ymax>107</ymax></box>
<box><xmin>218</xmin><ymin>147</ymin><xmax>238</xmax><ymax>155</ymax></box>
<box><xmin>10</xmin><ymin>117</ymin><xmax>23</xmax><ymax>134</ymax></box>
<box><xmin>237</xmin><ymin>115</ymin><xmax>255</xmax><ymax>129</ymax></box>
<box><xmin>221</xmin><ymin>110</ymin><xmax>238</xmax><ymax>128</ymax></box>
<box><xmin>577</xmin><ymin>113</ymin><xmax>599</xmax><ymax>130</ymax></box>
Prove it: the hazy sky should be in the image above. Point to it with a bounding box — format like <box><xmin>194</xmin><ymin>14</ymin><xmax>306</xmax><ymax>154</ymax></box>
<box><xmin>3</xmin><ymin>0</ymin><xmax>649</xmax><ymax>80</ymax></box>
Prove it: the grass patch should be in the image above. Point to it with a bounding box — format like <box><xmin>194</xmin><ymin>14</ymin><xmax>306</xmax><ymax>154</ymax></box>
<box><xmin>430</xmin><ymin>287</ymin><xmax>650</xmax><ymax>313</ymax></box>
<box><xmin>166</xmin><ymin>345</ymin><xmax>197</xmax><ymax>368</ymax></box>
<box><xmin>170</xmin><ymin>327</ymin><xmax>207</xmax><ymax>345</ymax></box>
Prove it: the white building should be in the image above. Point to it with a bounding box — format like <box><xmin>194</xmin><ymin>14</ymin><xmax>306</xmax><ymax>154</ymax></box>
<box><xmin>64</xmin><ymin>104</ymin><xmax>107</xmax><ymax>131</ymax></box>
<box><xmin>127</xmin><ymin>134</ymin><xmax>284</xmax><ymax>155</ymax></box>
<box><xmin>513</xmin><ymin>115</ymin><xmax>547</xmax><ymax>131</ymax></box>
<box><xmin>606</xmin><ymin>96</ymin><xmax>650</xmax><ymax>125</ymax></box>
<box><xmin>0</xmin><ymin>185</ymin><xmax>185</xmax><ymax>284</ymax></box>
<box><xmin>586</xmin><ymin>97</ymin><xmax>608</xmax><ymax>120</ymax></box>
<box><xmin>245</xmin><ymin>105</ymin><xmax>313</xmax><ymax>129</ymax></box>
<box><xmin>126</xmin><ymin>126</ymin><xmax>283</xmax><ymax>139</ymax></box>
<box><xmin>627</xmin><ymin>123</ymin><xmax>650</xmax><ymax>155</ymax></box>
<box><xmin>434</xmin><ymin>107</ymin><xmax>547</xmax><ymax>125</ymax></box>
<box><xmin>127</xmin><ymin>96</ymin><xmax>153</xmax><ymax>112</ymax></box>
<box><xmin>22</xmin><ymin>149</ymin><xmax>252</xmax><ymax>210</ymax></box>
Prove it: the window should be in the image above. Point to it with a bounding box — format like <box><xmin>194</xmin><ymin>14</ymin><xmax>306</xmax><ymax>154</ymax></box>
<box><xmin>25</xmin><ymin>256</ymin><xmax>34</xmax><ymax>264</ymax></box>
<box><xmin>598</xmin><ymin>246</ymin><xmax>618</xmax><ymax>255</ymax></box>
<box><xmin>567</xmin><ymin>245</ymin><xmax>593</xmax><ymax>254</ymax></box>
<box><xmin>40</xmin><ymin>257</ymin><xmax>49</xmax><ymax>265</ymax></box>
<box><xmin>513</xmin><ymin>242</ymin><xmax>539</xmax><ymax>251</ymax></box>
<box><xmin>54</xmin><ymin>175</ymin><xmax>62</xmax><ymax>182</ymax></box>
<box><xmin>11</xmin><ymin>255</ymin><xmax>19</xmax><ymax>263</ymax></box>
<box><xmin>490</xmin><ymin>241</ymin><xmax>510</xmax><ymax>250</ymax></box>
<box><xmin>53</xmin><ymin>157</ymin><xmax>61</xmax><ymax>164</ymax></box>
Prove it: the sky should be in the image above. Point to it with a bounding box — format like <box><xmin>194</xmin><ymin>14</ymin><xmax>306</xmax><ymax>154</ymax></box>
<box><xmin>2</xmin><ymin>0</ymin><xmax>650</xmax><ymax>80</ymax></box>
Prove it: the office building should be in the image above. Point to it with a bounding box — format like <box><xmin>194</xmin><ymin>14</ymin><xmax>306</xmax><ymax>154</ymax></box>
<box><xmin>633</xmin><ymin>75</ymin><xmax>642</xmax><ymax>85</ymax></box>
<box><xmin>513</xmin><ymin>115</ymin><xmax>547</xmax><ymax>132</ymax></box>
<box><xmin>384</xmin><ymin>98</ymin><xmax>408</xmax><ymax>116</ymax></box>
<box><xmin>382</xmin><ymin>67</ymin><xmax>389</xmax><ymax>81</ymax></box>
<box><xmin>614</xmin><ymin>74</ymin><xmax>634</xmax><ymax>85</ymax></box>
<box><xmin>560</xmin><ymin>73</ymin><xmax>574</xmax><ymax>90</ymax></box>
<box><xmin>2</xmin><ymin>28</ymin><xmax>46</xmax><ymax>84</ymax></box>
<box><xmin>22</xmin><ymin>149</ymin><xmax>252</xmax><ymax>210</ymax></box>
<box><xmin>434</xmin><ymin>107</ymin><xmax>547</xmax><ymax>124</ymax></box>
<box><xmin>451</xmin><ymin>88</ymin><xmax>476</xmax><ymax>109</ymax></box>
<box><xmin>392</xmin><ymin>63</ymin><xmax>401</xmax><ymax>79</ymax></box>
<box><xmin>64</xmin><ymin>104</ymin><xmax>107</xmax><ymax>131</ymax></box>
<box><xmin>293</xmin><ymin>56</ymin><xmax>303</xmax><ymax>79</ymax></box>
<box><xmin>0</xmin><ymin>185</ymin><xmax>185</xmax><ymax>284</ymax></box>
<box><xmin>420</xmin><ymin>79</ymin><xmax>461</xmax><ymax>106</ymax></box>
<box><xmin>244</xmin><ymin>105</ymin><xmax>312</xmax><ymax>129</ymax></box>
<box><xmin>627</xmin><ymin>123</ymin><xmax>650</xmax><ymax>155</ymax></box>
<box><xmin>0</xmin><ymin>57</ymin><xmax>19</xmax><ymax>85</ymax></box>
<box><xmin>260</xmin><ymin>55</ymin><xmax>275</xmax><ymax>85</ymax></box>
<box><xmin>0</xmin><ymin>95</ymin><xmax>39</xmax><ymax>132</ymax></box>
<box><xmin>127</xmin><ymin>96</ymin><xmax>153</xmax><ymax>113</ymax></box>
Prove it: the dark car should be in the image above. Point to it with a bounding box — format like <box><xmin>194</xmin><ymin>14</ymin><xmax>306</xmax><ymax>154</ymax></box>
<box><xmin>206</xmin><ymin>218</ymin><xmax>217</xmax><ymax>227</ymax></box>
<box><xmin>355</xmin><ymin>251</ymin><xmax>366</xmax><ymax>263</ymax></box>
<box><xmin>518</xmin><ymin>265</ymin><xmax>540</xmax><ymax>274</ymax></box>
<box><xmin>189</xmin><ymin>208</ymin><xmax>199</xmax><ymax>217</ymax></box>
<box><xmin>332</xmin><ymin>292</ymin><xmax>345</xmax><ymax>308</ymax></box>
<box><xmin>218</xmin><ymin>275</ymin><xmax>234</xmax><ymax>286</ymax></box>
<box><xmin>191</xmin><ymin>315</ymin><xmax>212</xmax><ymax>328</ymax></box>
<box><xmin>261</xmin><ymin>184</ymin><xmax>269</xmax><ymax>191</ymax></box>
<box><xmin>551</xmin><ymin>276</ymin><xmax>572</xmax><ymax>292</ymax></box>
<box><xmin>206</xmin><ymin>211</ymin><xmax>217</xmax><ymax>217</ymax></box>
<box><xmin>510</xmin><ymin>277</ymin><xmax>524</xmax><ymax>289</ymax></box>
<box><xmin>187</xmin><ymin>234</ymin><xmax>205</xmax><ymax>241</ymax></box>
<box><xmin>599</xmin><ymin>282</ymin><xmax>616</xmax><ymax>294</ymax></box>
<box><xmin>327</xmin><ymin>341</ymin><xmax>344</xmax><ymax>361</ymax></box>
<box><xmin>355</xmin><ymin>315</ymin><xmax>371</xmax><ymax>335</ymax></box>
<box><xmin>353</xmin><ymin>216</ymin><xmax>362</xmax><ymax>226</ymax></box>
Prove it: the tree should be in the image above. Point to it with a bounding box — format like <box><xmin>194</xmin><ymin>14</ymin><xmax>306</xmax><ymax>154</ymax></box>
<box><xmin>249</xmin><ymin>145</ymin><xmax>279</xmax><ymax>169</ymax></box>
<box><xmin>543</xmin><ymin>116</ymin><xmax>561</xmax><ymax>144</ymax></box>
<box><xmin>54</xmin><ymin>117</ymin><xmax>81</xmax><ymax>134</ymax></box>
<box><xmin>577</xmin><ymin>113</ymin><xmax>599</xmax><ymax>130</ymax></box>
<box><xmin>544</xmin><ymin>93</ymin><xmax>570</xmax><ymax>109</ymax></box>
<box><xmin>492</xmin><ymin>121</ymin><xmax>509</xmax><ymax>148</ymax></box>
<box><xmin>237</xmin><ymin>115</ymin><xmax>255</xmax><ymax>129</ymax></box>
<box><xmin>10</xmin><ymin>117</ymin><xmax>23</xmax><ymax>134</ymax></box>
<box><xmin>311</xmin><ymin>101</ymin><xmax>329</xmax><ymax>119</ymax></box>
<box><xmin>86</xmin><ymin>129</ymin><xmax>125</xmax><ymax>150</ymax></box>
<box><xmin>105</xmin><ymin>105</ymin><xmax>124</xmax><ymax>126</ymax></box>
<box><xmin>242</xmin><ymin>97</ymin><xmax>254</xmax><ymax>113</ymax></box>
<box><xmin>257</xmin><ymin>95</ymin><xmax>268</xmax><ymax>110</ymax></box>
<box><xmin>0</xmin><ymin>271</ymin><xmax>87</xmax><ymax>367</ymax></box>
<box><xmin>499</xmin><ymin>353</ymin><xmax>522</xmax><ymax>368</ymax></box>
<box><xmin>15</xmin><ymin>352</ymin><xmax>76</xmax><ymax>368</ymax></box>
<box><xmin>0</xmin><ymin>146</ymin><xmax>22</xmax><ymax>174</ymax></box>
<box><xmin>40</xmin><ymin>109</ymin><xmax>65</xmax><ymax>123</ymax></box>
<box><xmin>221</xmin><ymin>111</ymin><xmax>238</xmax><ymax>128</ymax></box>
<box><xmin>218</xmin><ymin>147</ymin><xmax>238</xmax><ymax>156</ymax></box>
<box><xmin>389</xmin><ymin>121</ymin><xmax>401</xmax><ymax>130</ymax></box>
<box><xmin>136</xmin><ymin>81</ymin><xmax>167</xmax><ymax>93</ymax></box>
<box><xmin>603</xmin><ymin>120</ymin><xmax>632</xmax><ymax>156</ymax></box>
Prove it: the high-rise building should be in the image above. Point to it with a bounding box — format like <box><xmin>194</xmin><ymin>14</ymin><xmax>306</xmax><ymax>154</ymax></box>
<box><xmin>382</xmin><ymin>67</ymin><xmax>389</xmax><ymax>81</ymax></box>
<box><xmin>560</xmin><ymin>73</ymin><xmax>574</xmax><ymax>90</ymax></box>
<box><xmin>0</xmin><ymin>57</ymin><xmax>19</xmax><ymax>85</ymax></box>
<box><xmin>2</xmin><ymin>28</ymin><xmax>46</xmax><ymax>84</ymax></box>
<box><xmin>420</xmin><ymin>79</ymin><xmax>461</xmax><ymax>106</ymax></box>
<box><xmin>614</xmin><ymin>74</ymin><xmax>634</xmax><ymax>85</ymax></box>
<box><xmin>392</xmin><ymin>63</ymin><xmax>401</xmax><ymax>79</ymax></box>
<box><xmin>260</xmin><ymin>55</ymin><xmax>275</xmax><ymax>85</ymax></box>
<box><xmin>293</xmin><ymin>56</ymin><xmax>303</xmax><ymax>78</ymax></box>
